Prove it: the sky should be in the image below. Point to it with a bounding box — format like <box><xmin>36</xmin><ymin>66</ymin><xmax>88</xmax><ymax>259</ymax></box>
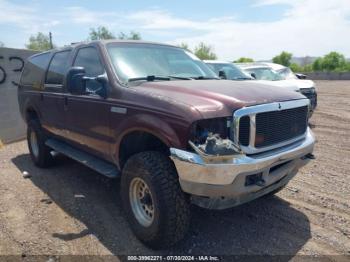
<box><xmin>0</xmin><ymin>0</ymin><xmax>350</xmax><ymax>60</ymax></box>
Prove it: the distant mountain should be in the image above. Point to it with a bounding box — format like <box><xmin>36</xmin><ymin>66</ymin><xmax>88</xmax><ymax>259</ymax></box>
<box><xmin>291</xmin><ymin>56</ymin><xmax>319</xmax><ymax>66</ymax></box>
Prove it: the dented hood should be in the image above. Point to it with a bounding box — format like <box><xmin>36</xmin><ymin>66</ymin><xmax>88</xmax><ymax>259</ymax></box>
<box><xmin>133</xmin><ymin>80</ymin><xmax>306</xmax><ymax>118</ymax></box>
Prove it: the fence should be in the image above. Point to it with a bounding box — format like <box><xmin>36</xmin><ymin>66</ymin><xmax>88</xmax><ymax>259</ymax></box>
<box><xmin>0</xmin><ymin>47</ymin><xmax>38</xmax><ymax>144</ymax></box>
<box><xmin>303</xmin><ymin>72</ymin><xmax>350</xmax><ymax>80</ymax></box>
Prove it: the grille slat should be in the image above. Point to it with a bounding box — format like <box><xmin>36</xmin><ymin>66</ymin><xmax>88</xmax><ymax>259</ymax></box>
<box><xmin>254</xmin><ymin>106</ymin><xmax>308</xmax><ymax>148</ymax></box>
<box><xmin>239</xmin><ymin>116</ymin><xmax>250</xmax><ymax>146</ymax></box>
<box><xmin>238</xmin><ymin>106</ymin><xmax>308</xmax><ymax>149</ymax></box>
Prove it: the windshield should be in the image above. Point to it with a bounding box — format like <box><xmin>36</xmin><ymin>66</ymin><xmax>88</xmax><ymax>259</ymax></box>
<box><xmin>206</xmin><ymin>63</ymin><xmax>252</xmax><ymax>80</ymax></box>
<box><xmin>106</xmin><ymin>43</ymin><xmax>217</xmax><ymax>84</ymax></box>
<box><xmin>244</xmin><ymin>67</ymin><xmax>284</xmax><ymax>81</ymax></box>
<box><xmin>277</xmin><ymin>67</ymin><xmax>298</xmax><ymax>80</ymax></box>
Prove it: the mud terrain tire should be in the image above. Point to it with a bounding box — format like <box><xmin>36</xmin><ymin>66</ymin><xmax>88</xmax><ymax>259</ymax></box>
<box><xmin>121</xmin><ymin>151</ymin><xmax>190</xmax><ymax>249</ymax></box>
<box><xmin>27</xmin><ymin>120</ymin><xmax>53</xmax><ymax>168</ymax></box>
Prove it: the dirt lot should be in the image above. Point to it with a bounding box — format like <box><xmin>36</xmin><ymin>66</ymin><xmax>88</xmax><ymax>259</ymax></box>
<box><xmin>0</xmin><ymin>81</ymin><xmax>349</xmax><ymax>258</ymax></box>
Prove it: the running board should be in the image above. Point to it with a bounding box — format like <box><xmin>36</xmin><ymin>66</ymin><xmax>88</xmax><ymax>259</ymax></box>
<box><xmin>46</xmin><ymin>139</ymin><xmax>120</xmax><ymax>178</ymax></box>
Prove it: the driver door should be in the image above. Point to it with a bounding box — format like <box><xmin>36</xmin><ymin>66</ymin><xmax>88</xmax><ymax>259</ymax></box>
<box><xmin>64</xmin><ymin>46</ymin><xmax>111</xmax><ymax>159</ymax></box>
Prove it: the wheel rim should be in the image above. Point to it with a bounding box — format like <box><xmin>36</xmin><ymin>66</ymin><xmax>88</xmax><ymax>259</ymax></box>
<box><xmin>129</xmin><ymin>177</ymin><xmax>154</xmax><ymax>227</ymax></box>
<box><xmin>30</xmin><ymin>130</ymin><xmax>39</xmax><ymax>158</ymax></box>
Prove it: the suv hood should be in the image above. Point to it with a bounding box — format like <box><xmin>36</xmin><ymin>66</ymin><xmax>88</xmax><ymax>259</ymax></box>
<box><xmin>133</xmin><ymin>80</ymin><xmax>306</xmax><ymax>118</ymax></box>
<box><xmin>254</xmin><ymin>79</ymin><xmax>315</xmax><ymax>91</ymax></box>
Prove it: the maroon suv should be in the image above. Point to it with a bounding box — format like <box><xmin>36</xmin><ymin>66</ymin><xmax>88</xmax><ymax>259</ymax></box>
<box><xmin>18</xmin><ymin>40</ymin><xmax>315</xmax><ymax>249</ymax></box>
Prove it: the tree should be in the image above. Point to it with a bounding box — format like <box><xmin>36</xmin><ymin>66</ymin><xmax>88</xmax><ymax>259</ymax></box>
<box><xmin>272</xmin><ymin>51</ymin><xmax>292</xmax><ymax>67</ymax></box>
<box><xmin>321</xmin><ymin>52</ymin><xmax>347</xmax><ymax>71</ymax></box>
<box><xmin>25</xmin><ymin>32</ymin><xmax>54</xmax><ymax>51</ymax></box>
<box><xmin>312</xmin><ymin>58</ymin><xmax>323</xmax><ymax>71</ymax></box>
<box><xmin>89</xmin><ymin>26</ymin><xmax>115</xmax><ymax>40</ymax></box>
<box><xmin>194</xmin><ymin>42</ymin><xmax>217</xmax><ymax>60</ymax></box>
<box><xmin>118</xmin><ymin>31</ymin><xmax>141</xmax><ymax>40</ymax></box>
<box><xmin>88</xmin><ymin>27</ymin><xmax>141</xmax><ymax>40</ymax></box>
<box><xmin>234</xmin><ymin>57</ymin><xmax>254</xmax><ymax>63</ymax></box>
<box><xmin>303</xmin><ymin>64</ymin><xmax>313</xmax><ymax>73</ymax></box>
<box><xmin>312</xmin><ymin>52</ymin><xmax>348</xmax><ymax>72</ymax></box>
<box><xmin>290</xmin><ymin>63</ymin><xmax>301</xmax><ymax>72</ymax></box>
<box><xmin>178</xmin><ymin>42</ymin><xmax>191</xmax><ymax>52</ymax></box>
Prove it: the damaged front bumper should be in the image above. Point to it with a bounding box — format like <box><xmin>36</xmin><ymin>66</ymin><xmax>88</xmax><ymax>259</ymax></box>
<box><xmin>170</xmin><ymin>128</ymin><xmax>315</xmax><ymax>209</ymax></box>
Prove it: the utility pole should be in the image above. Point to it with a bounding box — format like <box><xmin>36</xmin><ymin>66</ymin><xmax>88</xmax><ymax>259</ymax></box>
<box><xmin>49</xmin><ymin>32</ymin><xmax>53</xmax><ymax>49</ymax></box>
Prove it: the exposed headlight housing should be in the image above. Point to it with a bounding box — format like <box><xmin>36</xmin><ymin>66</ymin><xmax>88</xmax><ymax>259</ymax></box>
<box><xmin>189</xmin><ymin>117</ymin><xmax>232</xmax><ymax>145</ymax></box>
<box><xmin>189</xmin><ymin>117</ymin><xmax>240</xmax><ymax>156</ymax></box>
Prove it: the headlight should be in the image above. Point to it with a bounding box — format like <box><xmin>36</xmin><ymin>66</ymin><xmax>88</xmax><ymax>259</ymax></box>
<box><xmin>189</xmin><ymin>117</ymin><xmax>241</xmax><ymax>156</ymax></box>
<box><xmin>300</xmin><ymin>87</ymin><xmax>315</xmax><ymax>94</ymax></box>
<box><xmin>190</xmin><ymin>117</ymin><xmax>232</xmax><ymax>145</ymax></box>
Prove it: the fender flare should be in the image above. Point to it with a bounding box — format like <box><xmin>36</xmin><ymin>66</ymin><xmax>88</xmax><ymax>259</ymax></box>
<box><xmin>112</xmin><ymin>113</ymin><xmax>183</xmax><ymax>167</ymax></box>
<box><xmin>22</xmin><ymin>98</ymin><xmax>42</xmax><ymax>123</ymax></box>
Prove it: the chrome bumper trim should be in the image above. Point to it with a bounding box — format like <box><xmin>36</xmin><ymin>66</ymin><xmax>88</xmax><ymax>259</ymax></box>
<box><xmin>170</xmin><ymin>128</ymin><xmax>315</xmax><ymax>188</ymax></box>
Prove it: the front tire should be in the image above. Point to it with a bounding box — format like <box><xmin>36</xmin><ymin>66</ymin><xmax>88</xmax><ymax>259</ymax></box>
<box><xmin>27</xmin><ymin>120</ymin><xmax>53</xmax><ymax>168</ymax></box>
<box><xmin>121</xmin><ymin>151</ymin><xmax>190</xmax><ymax>249</ymax></box>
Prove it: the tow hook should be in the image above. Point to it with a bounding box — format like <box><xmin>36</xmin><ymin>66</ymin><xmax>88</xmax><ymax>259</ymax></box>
<box><xmin>245</xmin><ymin>173</ymin><xmax>266</xmax><ymax>187</ymax></box>
<box><xmin>303</xmin><ymin>153</ymin><xmax>316</xmax><ymax>160</ymax></box>
<box><xmin>255</xmin><ymin>179</ymin><xmax>266</xmax><ymax>187</ymax></box>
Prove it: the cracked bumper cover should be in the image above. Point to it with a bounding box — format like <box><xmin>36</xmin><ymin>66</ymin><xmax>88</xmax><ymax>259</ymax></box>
<box><xmin>170</xmin><ymin>128</ymin><xmax>315</xmax><ymax>209</ymax></box>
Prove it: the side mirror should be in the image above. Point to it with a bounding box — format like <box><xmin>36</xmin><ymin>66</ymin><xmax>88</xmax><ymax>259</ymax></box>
<box><xmin>295</xmin><ymin>73</ymin><xmax>307</xmax><ymax>79</ymax></box>
<box><xmin>92</xmin><ymin>74</ymin><xmax>108</xmax><ymax>98</ymax></box>
<box><xmin>250</xmin><ymin>73</ymin><xmax>256</xmax><ymax>79</ymax></box>
<box><xmin>66</xmin><ymin>67</ymin><xmax>86</xmax><ymax>95</ymax></box>
<box><xmin>218</xmin><ymin>70</ymin><xmax>227</xmax><ymax>79</ymax></box>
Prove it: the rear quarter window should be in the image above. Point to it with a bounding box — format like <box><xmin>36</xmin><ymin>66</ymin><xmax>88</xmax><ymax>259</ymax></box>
<box><xmin>20</xmin><ymin>52</ymin><xmax>51</xmax><ymax>88</ymax></box>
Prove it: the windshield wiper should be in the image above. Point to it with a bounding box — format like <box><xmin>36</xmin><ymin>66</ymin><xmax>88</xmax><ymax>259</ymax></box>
<box><xmin>168</xmin><ymin>75</ymin><xmax>194</xmax><ymax>80</ymax></box>
<box><xmin>128</xmin><ymin>75</ymin><xmax>196</xmax><ymax>83</ymax></box>
<box><xmin>233</xmin><ymin>77</ymin><xmax>253</xmax><ymax>80</ymax></box>
<box><xmin>128</xmin><ymin>75</ymin><xmax>171</xmax><ymax>82</ymax></box>
<box><xmin>191</xmin><ymin>76</ymin><xmax>219</xmax><ymax>80</ymax></box>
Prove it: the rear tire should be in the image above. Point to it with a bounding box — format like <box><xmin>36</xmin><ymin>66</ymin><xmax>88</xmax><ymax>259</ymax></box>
<box><xmin>121</xmin><ymin>151</ymin><xmax>190</xmax><ymax>249</ymax></box>
<box><xmin>27</xmin><ymin>120</ymin><xmax>53</xmax><ymax>168</ymax></box>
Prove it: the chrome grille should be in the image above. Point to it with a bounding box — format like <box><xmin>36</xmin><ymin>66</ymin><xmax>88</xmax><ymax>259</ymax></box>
<box><xmin>238</xmin><ymin>116</ymin><xmax>250</xmax><ymax>146</ymax></box>
<box><xmin>255</xmin><ymin>106</ymin><xmax>308</xmax><ymax>148</ymax></box>
<box><xmin>233</xmin><ymin>99</ymin><xmax>310</xmax><ymax>154</ymax></box>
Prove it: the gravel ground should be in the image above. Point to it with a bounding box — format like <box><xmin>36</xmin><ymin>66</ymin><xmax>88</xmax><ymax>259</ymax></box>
<box><xmin>0</xmin><ymin>81</ymin><xmax>349</xmax><ymax>259</ymax></box>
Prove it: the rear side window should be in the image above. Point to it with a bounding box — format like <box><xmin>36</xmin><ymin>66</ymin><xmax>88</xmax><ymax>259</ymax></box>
<box><xmin>20</xmin><ymin>53</ymin><xmax>51</xmax><ymax>87</ymax></box>
<box><xmin>73</xmin><ymin>47</ymin><xmax>104</xmax><ymax>76</ymax></box>
<box><xmin>45</xmin><ymin>50</ymin><xmax>71</xmax><ymax>85</ymax></box>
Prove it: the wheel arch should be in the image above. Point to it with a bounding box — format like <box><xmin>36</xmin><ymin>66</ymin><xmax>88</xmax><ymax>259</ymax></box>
<box><xmin>25</xmin><ymin>106</ymin><xmax>40</xmax><ymax>123</ymax></box>
<box><xmin>112</xmin><ymin>113</ymin><xmax>184</xmax><ymax>169</ymax></box>
<box><xmin>117</xmin><ymin>128</ymin><xmax>171</xmax><ymax>169</ymax></box>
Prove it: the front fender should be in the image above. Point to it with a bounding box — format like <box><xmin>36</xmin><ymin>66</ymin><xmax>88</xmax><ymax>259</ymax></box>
<box><xmin>111</xmin><ymin>113</ymin><xmax>186</xmax><ymax>166</ymax></box>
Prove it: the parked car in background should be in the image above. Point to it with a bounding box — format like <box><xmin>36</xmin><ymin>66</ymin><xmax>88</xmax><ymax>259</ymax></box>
<box><xmin>204</xmin><ymin>60</ymin><xmax>253</xmax><ymax>80</ymax></box>
<box><xmin>18</xmin><ymin>41</ymin><xmax>315</xmax><ymax>249</ymax></box>
<box><xmin>235</xmin><ymin>62</ymin><xmax>317</xmax><ymax>115</ymax></box>
<box><xmin>265</xmin><ymin>62</ymin><xmax>307</xmax><ymax>80</ymax></box>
